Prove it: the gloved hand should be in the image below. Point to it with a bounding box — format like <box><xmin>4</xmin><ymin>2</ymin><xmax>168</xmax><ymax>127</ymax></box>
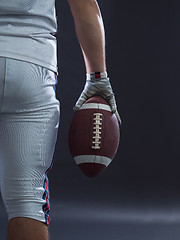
<box><xmin>73</xmin><ymin>72</ymin><xmax>122</xmax><ymax>125</ymax></box>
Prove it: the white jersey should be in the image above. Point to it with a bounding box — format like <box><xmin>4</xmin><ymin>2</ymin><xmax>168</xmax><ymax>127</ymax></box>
<box><xmin>0</xmin><ymin>0</ymin><xmax>58</xmax><ymax>73</ymax></box>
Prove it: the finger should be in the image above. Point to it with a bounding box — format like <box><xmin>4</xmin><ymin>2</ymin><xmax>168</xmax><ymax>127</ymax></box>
<box><xmin>114</xmin><ymin>110</ymin><xmax>122</xmax><ymax>125</ymax></box>
<box><xmin>73</xmin><ymin>105</ymin><xmax>80</xmax><ymax>112</ymax></box>
<box><xmin>104</xmin><ymin>93</ymin><xmax>117</xmax><ymax>113</ymax></box>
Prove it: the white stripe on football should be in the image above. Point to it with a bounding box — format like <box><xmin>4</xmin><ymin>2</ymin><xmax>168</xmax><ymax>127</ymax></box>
<box><xmin>74</xmin><ymin>155</ymin><xmax>111</xmax><ymax>167</ymax></box>
<box><xmin>80</xmin><ymin>103</ymin><xmax>111</xmax><ymax>112</ymax></box>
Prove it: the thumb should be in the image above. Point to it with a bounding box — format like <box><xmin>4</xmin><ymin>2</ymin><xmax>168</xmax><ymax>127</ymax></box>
<box><xmin>73</xmin><ymin>92</ymin><xmax>88</xmax><ymax>112</ymax></box>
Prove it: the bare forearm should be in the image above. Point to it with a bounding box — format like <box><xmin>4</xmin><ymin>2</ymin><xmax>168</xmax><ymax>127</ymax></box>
<box><xmin>68</xmin><ymin>0</ymin><xmax>106</xmax><ymax>73</ymax></box>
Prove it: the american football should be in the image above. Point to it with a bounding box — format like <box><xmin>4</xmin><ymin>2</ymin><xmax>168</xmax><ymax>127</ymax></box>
<box><xmin>68</xmin><ymin>95</ymin><xmax>120</xmax><ymax>177</ymax></box>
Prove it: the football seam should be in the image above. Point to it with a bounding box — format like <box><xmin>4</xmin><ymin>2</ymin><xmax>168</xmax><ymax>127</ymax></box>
<box><xmin>92</xmin><ymin>112</ymin><xmax>103</xmax><ymax>150</ymax></box>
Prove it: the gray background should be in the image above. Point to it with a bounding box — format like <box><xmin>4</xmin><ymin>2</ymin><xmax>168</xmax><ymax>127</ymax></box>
<box><xmin>1</xmin><ymin>1</ymin><xmax>180</xmax><ymax>239</ymax></box>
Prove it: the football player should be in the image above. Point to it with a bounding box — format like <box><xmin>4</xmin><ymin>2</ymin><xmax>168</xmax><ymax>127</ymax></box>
<box><xmin>0</xmin><ymin>0</ymin><xmax>121</xmax><ymax>239</ymax></box>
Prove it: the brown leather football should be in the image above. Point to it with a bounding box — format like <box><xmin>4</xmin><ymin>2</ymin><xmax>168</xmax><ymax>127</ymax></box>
<box><xmin>69</xmin><ymin>96</ymin><xmax>120</xmax><ymax>177</ymax></box>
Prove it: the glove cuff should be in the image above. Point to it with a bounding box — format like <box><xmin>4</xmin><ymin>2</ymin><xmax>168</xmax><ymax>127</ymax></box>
<box><xmin>86</xmin><ymin>71</ymin><xmax>108</xmax><ymax>80</ymax></box>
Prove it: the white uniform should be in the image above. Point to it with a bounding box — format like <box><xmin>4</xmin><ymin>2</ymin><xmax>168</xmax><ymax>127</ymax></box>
<box><xmin>0</xmin><ymin>0</ymin><xmax>60</xmax><ymax>225</ymax></box>
<box><xmin>0</xmin><ymin>0</ymin><xmax>58</xmax><ymax>72</ymax></box>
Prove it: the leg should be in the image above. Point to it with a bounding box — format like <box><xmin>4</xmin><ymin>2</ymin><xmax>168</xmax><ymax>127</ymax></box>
<box><xmin>7</xmin><ymin>218</ymin><xmax>49</xmax><ymax>240</ymax></box>
<box><xmin>0</xmin><ymin>58</ymin><xmax>60</xmax><ymax>240</ymax></box>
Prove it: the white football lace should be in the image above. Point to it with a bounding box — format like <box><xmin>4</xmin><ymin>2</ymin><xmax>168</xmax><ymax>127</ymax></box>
<box><xmin>92</xmin><ymin>113</ymin><xmax>103</xmax><ymax>149</ymax></box>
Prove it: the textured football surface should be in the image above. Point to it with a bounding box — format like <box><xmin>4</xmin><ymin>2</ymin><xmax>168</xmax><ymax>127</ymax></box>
<box><xmin>68</xmin><ymin>96</ymin><xmax>120</xmax><ymax>177</ymax></box>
